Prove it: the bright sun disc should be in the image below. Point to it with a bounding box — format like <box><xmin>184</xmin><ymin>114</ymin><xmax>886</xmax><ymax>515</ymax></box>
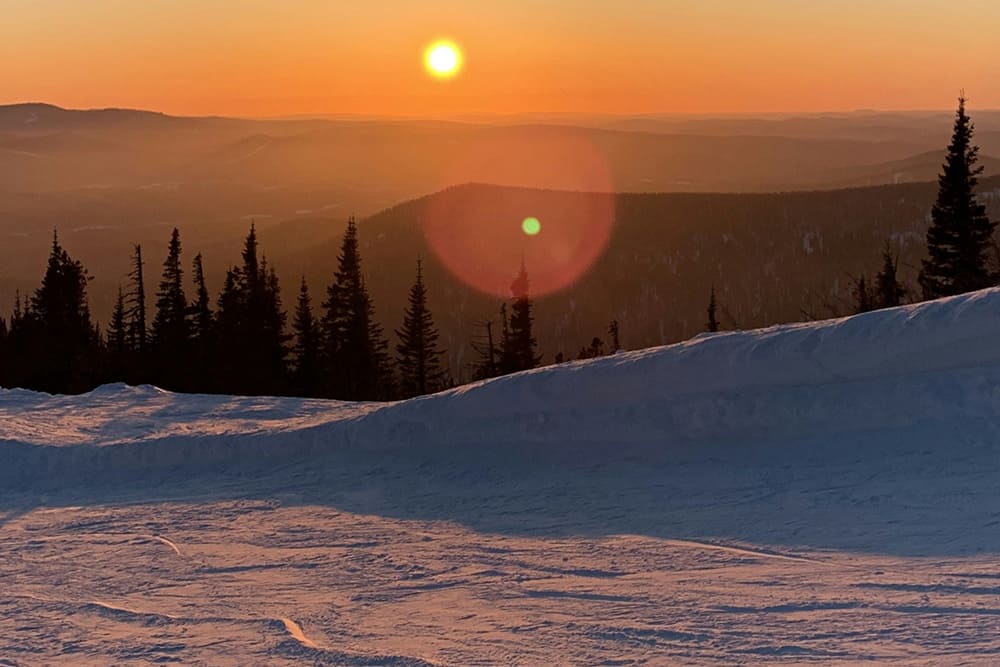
<box><xmin>425</xmin><ymin>41</ymin><xmax>462</xmax><ymax>78</ymax></box>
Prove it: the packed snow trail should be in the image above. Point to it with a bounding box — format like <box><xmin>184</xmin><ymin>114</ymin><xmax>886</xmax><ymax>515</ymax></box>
<box><xmin>4</xmin><ymin>289</ymin><xmax>1000</xmax><ymax>663</ymax></box>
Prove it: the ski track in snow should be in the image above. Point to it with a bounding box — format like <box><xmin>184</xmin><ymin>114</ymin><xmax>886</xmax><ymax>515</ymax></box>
<box><xmin>280</xmin><ymin>617</ymin><xmax>321</xmax><ymax>650</ymax></box>
<box><xmin>6</xmin><ymin>289</ymin><xmax>1000</xmax><ymax>663</ymax></box>
<box><xmin>146</xmin><ymin>534</ymin><xmax>182</xmax><ymax>556</ymax></box>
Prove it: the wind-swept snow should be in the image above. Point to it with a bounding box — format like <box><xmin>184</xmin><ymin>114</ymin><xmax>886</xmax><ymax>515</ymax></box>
<box><xmin>4</xmin><ymin>289</ymin><xmax>1000</xmax><ymax>663</ymax></box>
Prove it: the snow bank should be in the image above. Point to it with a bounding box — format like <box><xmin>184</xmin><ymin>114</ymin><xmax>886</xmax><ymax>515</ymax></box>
<box><xmin>5</xmin><ymin>288</ymin><xmax>1000</xmax><ymax>489</ymax></box>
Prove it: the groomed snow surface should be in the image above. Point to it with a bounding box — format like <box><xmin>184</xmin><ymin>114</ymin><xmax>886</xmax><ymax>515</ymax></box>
<box><xmin>5</xmin><ymin>289</ymin><xmax>1000</xmax><ymax>664</ymax></box>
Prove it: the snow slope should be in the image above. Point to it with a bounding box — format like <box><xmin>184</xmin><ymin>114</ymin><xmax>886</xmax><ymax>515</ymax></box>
<box><xmin>4</xmin><ymin>289</ymin><xmax>1000</xmax><ymax>664</ymax></box>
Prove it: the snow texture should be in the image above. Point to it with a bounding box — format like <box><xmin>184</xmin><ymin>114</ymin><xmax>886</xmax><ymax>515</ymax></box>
<box><xmin>4</xmin><ymin>288</ymin><xmax>1000</xmax><ymax>664</ymax></box>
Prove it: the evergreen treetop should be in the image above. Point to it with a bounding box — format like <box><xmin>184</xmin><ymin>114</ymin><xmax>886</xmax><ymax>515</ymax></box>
<box><xmin>919</xmin><ymin>95</ymin><xmax>998</xmax><ymax>299</ymax></box>
<box><xmin>395</xmin><ymin>259</ymin><xmax>447</xmax><ymax>397</ymax></box>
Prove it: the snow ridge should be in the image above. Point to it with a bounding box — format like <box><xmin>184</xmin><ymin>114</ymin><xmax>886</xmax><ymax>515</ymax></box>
<box><xmin>4</xmin><ymin>288</ymin><xmax>1000</xmax><ymax>489</ymax></box>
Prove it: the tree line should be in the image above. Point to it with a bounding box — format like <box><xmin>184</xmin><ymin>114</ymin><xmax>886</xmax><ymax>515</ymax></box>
<box><xmin>2</xmin><ymin>96</ymin><xmax>997</xmax><ymax>398</ymax></box>
<box><xmin>0</xmin><ymin>217</ymin><xmax>548</xmax><ymax>398</ymax></box>
<box><xmin>706</xmin><ymin>94</ymin><xmax>997</xmax><ymax>327</ymax></box>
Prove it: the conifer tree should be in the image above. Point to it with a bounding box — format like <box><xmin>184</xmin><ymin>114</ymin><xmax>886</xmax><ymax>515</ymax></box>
<box><xmin>127</xmin><ymin>244</ymin><xmax>148</xmax><ymax>361</ymax></box>
<box><xmin>706</xmin><ymin>287</ymin><xmax>720</xmax><ymax>332</ymax></box>
<box><xmin>874</xmin><ymin>241</ymin><xmax>905</xmax><ymax>309</ymax></box>
<box><xmin>187</xmin><ymin>252</ymin><xmax>214</xmax><ymax>388</ymax></box>
<box><xmin>853</xmin><ymin>275</ymin><xmax>875</xmax><ymax>314</ymax></box>
<box><xmin>291</xmin><ymin>277</ymin><xmax>322</xmax><ymax>397</ymax></box>
<box><xmin>919</xmin><ymin>95</ymin><xmax>998</xmax><ymax>299</ymax></box>
<box><xmin>395</xmin><ymin>259</ymin><xmax>446</xmax><ymax>397</ymax></box>
<box><xmin>321</xmin><ymin>217</ymin><xmax>392</xmax><ymax>400</ymax></box>
<box><xmin>150</xmin><ymin>228</ymin><xmax>190</xmax><ymax>388</ymax></box>
<box><xmin>501</xmin><ymin>262</ymin><xmax>541</xmax><ymax>372</ymax></box>
<box><xmin>190</xmin><ymin>253</ymin><xmax>213</xmax><ymax>342</ymax></box>
<box><xmin>105</xmin><ymin>286</ymin><xmax>129</xmax><ymax>381</ymax></box>
<box><xmin>213</xmin><ymin>225</ymin><xmax>289</xmax><ymax>395</ymax></box>
<box><xmin>23</xmin><ymin>231</ymin><xmax>98</xmax><ymax>393</ymax></box>
<box><xmin>107</xmin><ymin>287</ymin><xmax>128</xmax><ymax>356</ymax></box>
<box><xmin>577</xmin><ymin>337</ymin><xmax>605</xmax><ymax>360</ymax></box>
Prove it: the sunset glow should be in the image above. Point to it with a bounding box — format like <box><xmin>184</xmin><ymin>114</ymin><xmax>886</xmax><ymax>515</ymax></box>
<box><xmin>3</xmin><ymin>1</ymin><xmax>1000</xmax><ymax>117</ymax></box>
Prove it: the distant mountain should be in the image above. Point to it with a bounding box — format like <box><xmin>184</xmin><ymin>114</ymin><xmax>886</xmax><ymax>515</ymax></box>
<box><xmin>1</xmin><ymin>103</ymin><xmax>995</xmax><ymax>198</ymax></box>
<box><xmin>273</xmin><ymin>179</ymin><xmax>1000</xmax><ymax>379</ymax></box>
<box><xmin>5</xmin><ymin>178</ymin><xmax>1000</xmax><ymax>378</ymax></box>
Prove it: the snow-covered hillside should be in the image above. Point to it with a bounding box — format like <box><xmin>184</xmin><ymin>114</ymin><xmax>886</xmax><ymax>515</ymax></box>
<box><xmin>4</xmin><ymin>289</ymin><xmax>1000</xmax><ymax>664</ymax></box>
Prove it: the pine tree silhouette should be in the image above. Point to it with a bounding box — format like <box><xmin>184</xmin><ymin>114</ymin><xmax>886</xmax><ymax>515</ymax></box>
<box><xmin>874</xmin><ymin>241</ymin><xmax>905</xmax><ymax>309</ymax></box>
<box><xmin>291</xmin><ymin>277</ymin><xmax>322</xmax><ymax>397</ymax></box>
<box><xmin>22</xmin><ymin>231</ymin><xmax>98</xmax><ymax>393</ymax></box>
<box><xmin>501</xmin><ymin>261</ymin><xmax>541</xmax><ymax>372</ymax></box>
<box><xmin>150</xmin><ymin>228</ymin><xmax>191</xmax><ymax>389</ymax></box>
<box><xmin>395</xmin><ymin>259</ymin><xmax>447</xmax><ymax>397</ymax></box>
<box><xmin>321</xmin><ymin>217</ymin><xmax>392</xmax><ymax>400</ymax></box>
<box><xmin>706</xmin><ymin>287</ymin><xmax>720</xmax><ymax>332</ymax></box>
<box><xmin>126</xmin><ymin>244</ymin><xmax>148</xmax><ymax>369</ymax></box>
<box><xmin>853</xmin><ymin>275</ymin><xmax>875</xmax><ymax>314</ymax></box>
<box><xmin>919</xmin><ymin>95</ymin><xmax>998</xmax><ymax>299</ymax></box>
<box><xmin>214</xmin><ymin>225</ymin><xmax>289</xmax><ymax>395</ymax></box>
<box><xmin>105</xmin><ymin>286</ymin><xmax>129</xmax><ymax>380</ymax></box>
<box><xmin>187</xmin><ymin>252</ymin><xmax>214</xmax><ymax>388</ymax></box>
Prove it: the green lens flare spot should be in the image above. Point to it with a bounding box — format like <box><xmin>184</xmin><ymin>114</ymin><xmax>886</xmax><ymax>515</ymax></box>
<box><xmin>521</xmin><ymin>217</ymin><xmax>541</xmax><ymax>236</ymax></box>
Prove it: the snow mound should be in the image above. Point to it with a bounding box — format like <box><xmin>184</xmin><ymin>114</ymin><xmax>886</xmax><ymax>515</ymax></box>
<box><xmin>4</xmin><ymin>288</ymin><xmax>1000</xmax><ymax>489</ymax></box>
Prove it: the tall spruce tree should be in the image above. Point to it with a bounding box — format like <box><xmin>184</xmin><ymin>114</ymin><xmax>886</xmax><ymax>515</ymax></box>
<box><xmin>190</xmin><ymin>253</ymin><xmax>213</xmax><ymax>342</ymax></box>
<box><xmin>105</xmin><ymin>286</ymin><xmax>129</xmax><ymax>380</ymax></box>
<box><xmin>874</xmin><ymin>241</ymin><xmax>905</xmax><ymax>309</ymax></box>
<box><xmin>213</xmin><ymin>225</ymin><xmax>289</xmax><ymax>395</ymax></box>
<box><xmin>395</xmin><ymin>259</ymin><xmax>447</xmax><ymax>397</ymax></box>
<box><xmin>321</xmin><ymin>217</ymin><xmax>392</xmax><ymax>400</ymax></box>
<box><xmin>501</xmin><ymin>262</ymin><xmax>541</xmax><ymax>373</ymax></box>
<box><xmin>919</xmin><ymin>95</ymin><xmax>998</xmax><ymax>299</ymax></box>
<box><xmin>23</xmin><ymin>231</ymin><xmax>98</xmax><ymax>393</ymax></box>
<box><xmin>188</xmin><ymin>252</ymin><xmax>214</xmax><ymax>388</ymax></box>
<box><xmin>126</xmin><ymin>244</ymin><xmax>148</xmax><ymax>365</ymax></box>
<box><xmin>291</xmin><ymin>277</ymin><xmax>322</xmax><ymax>397</ymax></box>
<box><xmin>150</xmin><ymin>228</ymin><xmax>190</xmax><ymax>389</ymax></box>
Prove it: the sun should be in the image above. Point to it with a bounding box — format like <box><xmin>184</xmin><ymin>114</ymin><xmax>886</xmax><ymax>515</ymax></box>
<box><xmin>425</xmin><ymin>41</ymin><xmax>462</xmax><ymax>78</ymax></box>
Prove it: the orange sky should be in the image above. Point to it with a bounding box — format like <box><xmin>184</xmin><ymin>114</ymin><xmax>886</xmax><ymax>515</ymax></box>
<box><xmin>3</xmin><ymin>0</ymin><xmax>999</xmax><ymax>117</ymax></box>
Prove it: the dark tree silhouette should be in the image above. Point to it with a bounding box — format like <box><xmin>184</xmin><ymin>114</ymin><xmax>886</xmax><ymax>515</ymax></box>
<box><xmin>853</xmin><ymin>275</ymin><xmax>875</xmax><ymax>314</ymax></box>
<box><xmin>874</xmin><ymin>241</ymin><xmax>905</xmax><ymax>309</ymax></box>
<box><xmin>20</xmin><ymin>231</ymin><xmax>99</xmax><ymax>393</ymax></box>
<box><xmin>395</xmin><ymin>259</ymin><xmax>447</xmax><ymax>397</ymax></box>
<box><xmin>127</xmin><ymin>244</ymin><xmax>148</xmax><ymax>364</ymax></box>
<box><xmin>706</xmin><ymin>287</ymin><xmax>720</xmax><ymax>332</ymax></box>
<box><xmin>500</xmin><ymin>262</ymin><xmax>541</xmax><ymax>373</ymax></box>
<box><xmin>187</xmin><ymin>252</ymin><xmax>214</xmax><ymax>388</ymax></box>
<box><xmin>470</xmin><ymin>318</ymin><xmax>499</xmax><ymax>380</ymax></box>
<box><xmin>105</xmin><ymin>286</ymin><xmax>129</xmax><ymax>380</ymax></box>
<box><xmin>321</xmin><ymin>217</ymin><xmax>392</xmax><ymax>400</ymax></box>
<box><xmin>919</xmin><ymin>95</ymin><xmax>998</xmax><ymax>299</ymax></box>
<box><xmin>577</xmin><ymin>336</ymin><xmax>605</xmax><ymax>360</ymax></box>
<box><xmin>150</xmin><ymin>228</ymin><xmax>191</xmax><ymax>389</ymax></box>
<box><xmin>291</xmin><ymin>277</ymin><xmax>322</xmax><ymax>397</ymax></box>
<box><xmin>214</xmin><ymin>225</ymin><xmax>289</xmax><ymax>395</ymax></box>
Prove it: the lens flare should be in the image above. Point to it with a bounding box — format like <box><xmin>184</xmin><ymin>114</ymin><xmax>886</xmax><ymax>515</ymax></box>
<box><xmin>425</xmin><ymin>41</ymin><xmax>462</xmax><ymax>78</ymax></box>
<box><xmin>423</xmin><ymin>128</ymin><xmax>615</xmax><ymax>298</ymax></box>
